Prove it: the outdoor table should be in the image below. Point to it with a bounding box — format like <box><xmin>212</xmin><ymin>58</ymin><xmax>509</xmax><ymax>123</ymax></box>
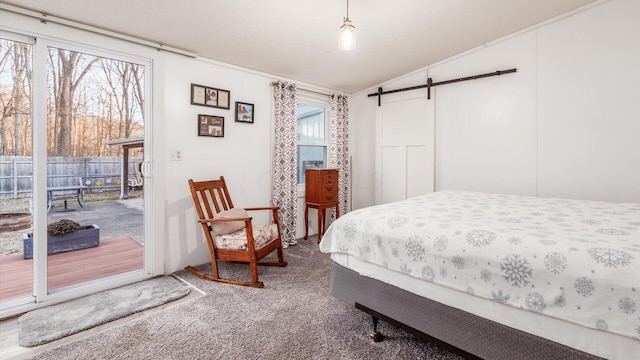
<box><xmin>47</xmin><ymin>185</ymin><xmax>88</xmax><ymax>212</ymax></box>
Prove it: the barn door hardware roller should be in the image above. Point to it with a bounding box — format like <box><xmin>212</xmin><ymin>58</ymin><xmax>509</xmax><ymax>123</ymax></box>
<box><xmin>368</xmin><ymin>68</ymin><xmax>517</xmax><ymax>106</ymax></box>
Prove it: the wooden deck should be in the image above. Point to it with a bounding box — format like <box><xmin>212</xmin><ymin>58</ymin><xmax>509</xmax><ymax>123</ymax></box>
<box><xmin>0</xmin><ymin>237</ymin><xmax>143</xmax><ymax>302</ymax></box>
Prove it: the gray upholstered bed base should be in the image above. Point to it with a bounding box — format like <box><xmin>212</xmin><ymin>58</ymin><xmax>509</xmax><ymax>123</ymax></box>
<box><xmin>330</xmin><ymin>262</ymin><xmax>603</xmax><ymax>360</ymax></box>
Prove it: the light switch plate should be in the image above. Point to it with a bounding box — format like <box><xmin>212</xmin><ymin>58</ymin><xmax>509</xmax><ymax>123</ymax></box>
<box><xmin>169</xmin><ymin>149</ymin><xmax>182</xmax><ymax>161</ymax></box>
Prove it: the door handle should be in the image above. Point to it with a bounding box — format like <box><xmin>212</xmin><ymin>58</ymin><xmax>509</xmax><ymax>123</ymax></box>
<box><xmin>141</xmin><ymin>160</ymin><xmax>152</xmax><ymax>178</ymax></box>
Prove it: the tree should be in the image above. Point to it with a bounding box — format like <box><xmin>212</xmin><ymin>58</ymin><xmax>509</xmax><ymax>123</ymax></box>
<box><xmin>0</xmin><ymin>40</ymin><xmax>32</xmax><ymax>156</ymax></box>
<box><xmin>0</xmin><ymin>39</ymin><xmax>145</xmax><ymax>158</ymax></box>
<box><xmin>49</xmin><ymin>49</ymin><xmax>99</xmax><ymax>156</ymax></box>
<box><xmin>100</xmin><ymin>60</ymin><xmax>144</xmax><ymax>140</ymax></box>
<box><xmin>12</xmin><ymin>43</ymin><xmax>32</xmax><ymax>156</ymax></box>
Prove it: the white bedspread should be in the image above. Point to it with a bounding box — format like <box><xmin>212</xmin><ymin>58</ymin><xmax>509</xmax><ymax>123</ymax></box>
<box><xmin>319</xmin><ymin>191</ymin><xmax>640</xmax><ymax>341</ymax></box>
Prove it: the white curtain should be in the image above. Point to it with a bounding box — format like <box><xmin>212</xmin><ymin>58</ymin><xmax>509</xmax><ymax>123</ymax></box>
<box><xmin>272</xmin><ymin>81</ymin><xmax>298</xmax><ymax>247</ymax></box>
<box><xmin>328</xmin><ymin>94</ymin><xmax>350</xmax><ymax>216</ymax></box>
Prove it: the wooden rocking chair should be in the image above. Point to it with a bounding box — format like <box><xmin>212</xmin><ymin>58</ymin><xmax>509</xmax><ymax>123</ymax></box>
<box><xmin>186</xmin><ymin>177</ymin><xmax>287</xmax><ymax>288</ymax></box>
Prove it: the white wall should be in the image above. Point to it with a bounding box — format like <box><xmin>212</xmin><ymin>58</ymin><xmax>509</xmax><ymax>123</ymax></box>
<box><xmin>432</xmin><ymin>32</ymin><xmax>538</xmax><ymax>196</ymax></box>
<box><xmin>350</xmin><ymin>0</ymin><xmax>640</xmax><ymax>206</ymax></box>
<box><xmin>162</xmin><ymin>56</ymin><xmax>279</xmax><ymax>272</ymax></box>
<box><xmin>536</xmin><ymin>0</ymin><xmax>640</xmax><ymax>202</ymax></box>
<box><xmin>348</xmin><ymin>92</ymin><xmax>376</xmax><ymax>210</ymax></box>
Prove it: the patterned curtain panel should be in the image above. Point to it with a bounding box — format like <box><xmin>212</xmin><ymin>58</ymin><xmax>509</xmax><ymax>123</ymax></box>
<box><xmin>272</xmin><ymin>81</ymin><xmax>298</xmax><ymax>247</ymax></box>
<box><xmin>329</xmin><ymin>94</ymin><xmax>350</xmax><ymax>217</ymax></box>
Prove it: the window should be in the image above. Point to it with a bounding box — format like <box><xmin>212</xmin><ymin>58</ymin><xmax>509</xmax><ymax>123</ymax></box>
<box><xmin>297</xmin><ymin>103</ymin><xmax>327</xmax><ymax>184</ymax></box>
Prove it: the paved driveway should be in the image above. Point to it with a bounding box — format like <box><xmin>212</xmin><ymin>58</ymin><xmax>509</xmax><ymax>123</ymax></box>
<box><xmin>48</xmin><ymin>198</ymin><xmax>144</xmax><ymax>244</ymax></box>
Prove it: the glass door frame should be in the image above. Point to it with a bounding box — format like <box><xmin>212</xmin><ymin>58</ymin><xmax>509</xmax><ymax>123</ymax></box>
<box><xmin>36</xmin><ymin>37</ymin><xmax>154</xmax><ymax>303</ymax></box>
<box><xmin>0</xmin><ymin>32</ymin><xmax>155</xmax><ymax>316</ymax></box>
<box><xmin>0</xmin><ymin>30</ymin><xmax>36</xmax><ymax>311</ymax></box>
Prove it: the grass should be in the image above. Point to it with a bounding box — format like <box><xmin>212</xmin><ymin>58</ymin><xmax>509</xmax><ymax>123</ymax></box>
<box><xmin>85</xmin><ymin>193</ymin><xmax>124</xmax><ymax>203</ymax></box>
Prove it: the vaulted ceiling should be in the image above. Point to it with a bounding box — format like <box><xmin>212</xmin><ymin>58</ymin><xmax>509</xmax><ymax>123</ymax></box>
<box><xmin>1</xmin><ymin>0</ymin><xmax>597</xmax><ymax>93</ymax></box>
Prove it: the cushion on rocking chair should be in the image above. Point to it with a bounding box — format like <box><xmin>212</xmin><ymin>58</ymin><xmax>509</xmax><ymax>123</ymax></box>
<box><xmin>211</xmin><ymin>208</ymin><xmax>249</xmax><ymax>235</ymax></box>
<box><xmin>214</xmin><ymin>223</ymin><xmax>279</xmax><ymax>250</ymax></box>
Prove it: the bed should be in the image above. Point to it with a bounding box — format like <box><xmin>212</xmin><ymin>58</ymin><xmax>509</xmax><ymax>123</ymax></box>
<box><xmin>319</xmin><ymin>191</ymin><xmax>640</xmax><ymax>360</ymax></box>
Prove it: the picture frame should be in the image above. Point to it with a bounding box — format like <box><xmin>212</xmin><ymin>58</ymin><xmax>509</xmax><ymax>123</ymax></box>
<box><xmin>191</xmin><ymin>83</ymin><xmax>231</xmax><ymax>109</ymax></box>
<box><xmin>198</xmin><ymin>114</ymin><xmax>224</xmax><ymax>137</ymax></box>
<box><xmin>235</xmin><ymin>102</ymin><xmax>254</xmax><ymax>123</ymax></box>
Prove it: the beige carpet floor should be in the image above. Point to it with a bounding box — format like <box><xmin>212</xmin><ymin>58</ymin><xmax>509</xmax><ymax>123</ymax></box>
<box><xmin>25</xmin><ymin>238</ymin><xmax>462</xmax><ymax>360</ymax></box>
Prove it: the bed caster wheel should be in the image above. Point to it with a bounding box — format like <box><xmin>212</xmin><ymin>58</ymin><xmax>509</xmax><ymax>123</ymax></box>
<box><xmin>369</xmin><ymin>331</ymin><xmax>384</xmax><ymax>342</ymax></box>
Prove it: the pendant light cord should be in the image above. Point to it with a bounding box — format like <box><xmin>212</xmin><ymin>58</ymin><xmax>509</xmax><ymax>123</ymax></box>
<box><xmin>346</xmin><ymin>0</ymin><xmax>350</xmax><ymax>21</ymax></box>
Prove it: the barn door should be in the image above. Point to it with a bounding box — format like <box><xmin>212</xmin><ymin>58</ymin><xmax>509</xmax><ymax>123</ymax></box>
<box><xmin>375</xmin><ymin>90</ymin><xmax>435</xmax><ymax>204</ymax></box>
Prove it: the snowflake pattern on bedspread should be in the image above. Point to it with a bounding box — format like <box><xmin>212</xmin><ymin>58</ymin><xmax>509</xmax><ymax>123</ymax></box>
<box><xmin>319</xmin><ymin>191</ymin><xmax>640</xmax><ymax>341</ymax></box>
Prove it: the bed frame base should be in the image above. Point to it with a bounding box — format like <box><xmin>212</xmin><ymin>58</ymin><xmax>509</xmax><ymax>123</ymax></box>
<box><xmin>356</xmin><ymin>302</ymin><xmax>478</xmax><ymax>358</ymax></box>
<box><xmin>331</xmin><ymin>262</ymin><xmax>603</xmax><ymax>360</ymax></box>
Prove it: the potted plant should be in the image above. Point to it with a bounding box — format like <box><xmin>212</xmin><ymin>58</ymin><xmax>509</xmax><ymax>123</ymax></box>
<box><xmin>23</xmin><ymin>219</ymin><xmax>100</xmax><ymax>259</ymax></box>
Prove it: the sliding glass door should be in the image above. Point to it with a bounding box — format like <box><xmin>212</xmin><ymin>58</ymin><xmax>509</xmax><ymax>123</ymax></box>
<box><xmin>0</xmin><ymin>32</ymin><xmax>152</xmax><ymax>314</ymax></box>
<box><xmin>45</xmin><ymin>44</ymin><xmax>147</xmax><ymax>293</ymax></box>
<box><xmin>0</xmin><ymin>34</ymin><xmax>35</xmax><ymax>307</ymax></box>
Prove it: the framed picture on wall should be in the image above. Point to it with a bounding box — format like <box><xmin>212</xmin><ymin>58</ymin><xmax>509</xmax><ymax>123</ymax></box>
<box><xmin>198</xmin><ymin>114</ymin><xmax>224</xmax><ymax>137</ymax></box>
<box><xmin>235</xmin><ymin>102</ymin><xmax>254</xmax><ymax>123</ymax></box>
<box><xmin>191</xmin><ymin>83</ymin><xmax>231</xmax><ymax>109</ymax></box>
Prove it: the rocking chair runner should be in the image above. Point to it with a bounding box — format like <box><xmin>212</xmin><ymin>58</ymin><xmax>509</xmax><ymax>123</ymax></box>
<box><xmin>186</xmin><ymin>177</ymin><xmax>287</xmax><ymax>288</ymax></box>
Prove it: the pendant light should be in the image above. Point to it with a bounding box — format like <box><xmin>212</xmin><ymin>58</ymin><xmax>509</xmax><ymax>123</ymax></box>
<box><xmin>339</xmin><ymin>0</ymin><xmax>356</xmax><ymax>51</ymax></box>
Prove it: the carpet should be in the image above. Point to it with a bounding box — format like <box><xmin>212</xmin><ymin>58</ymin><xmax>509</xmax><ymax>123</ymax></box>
<box><xmin>26</xmin><ymin>239</ymin><xmax>463</xmax><ymax>360</ymax></box>
<box><xmin>18</xmin><ymin>276</ymin><xmax>190</xmax><ymax>347</ymax></box>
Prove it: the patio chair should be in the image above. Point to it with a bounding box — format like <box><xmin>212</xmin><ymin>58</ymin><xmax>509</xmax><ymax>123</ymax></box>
<box><xmin>186</xmin><ymin>177</ymin><xmax>287</xmax><ymax>288</ymax></box>
<box><xmin>128</xmin><ymin>162</ymin><xmax>143</xmax><ymax>190</ymax></box>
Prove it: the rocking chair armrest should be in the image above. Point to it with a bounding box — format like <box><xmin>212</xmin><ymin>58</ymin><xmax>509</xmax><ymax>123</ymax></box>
<box><xmin>244</xmin><ymin>206</ymin><xmax>279</xmax><ymax>212</ymax></box>
<box><xmin>244</xmin><ymin>207</ymin><xmax>281</xmax><ymax>224</ymax></box>
<box><xmin>198</xmin><ymin>217</ymin><xmax>253</xmax><ymax>224</ymax></box>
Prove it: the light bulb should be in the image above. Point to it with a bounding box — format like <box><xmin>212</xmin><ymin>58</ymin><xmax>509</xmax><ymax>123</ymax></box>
<box><xmin>339</xmin><ymin>19</ymin><xmax>356</xmax><ymax>51</ymax></box>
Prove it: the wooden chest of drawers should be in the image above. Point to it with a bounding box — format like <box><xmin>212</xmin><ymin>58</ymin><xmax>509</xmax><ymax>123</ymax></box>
<box><xmin>304</xmin><ymin>169</ymin><xmax>339</xmax><ymax>243</ymax></box>
<box><xmin>305</xmin><ymin>169</ymin><xmax>339</xmax><ymax>204</ymax></box>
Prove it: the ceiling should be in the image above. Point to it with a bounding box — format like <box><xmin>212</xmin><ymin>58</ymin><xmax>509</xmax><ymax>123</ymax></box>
<box><xmin>1</xmin><ymin>0</ymin><xmax>597</xmax><ymax>94</ymax></box>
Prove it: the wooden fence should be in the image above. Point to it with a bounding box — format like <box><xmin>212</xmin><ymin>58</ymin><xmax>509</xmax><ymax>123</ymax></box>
<box><xmin>0</xmin><ymin>156</ymin><xmax>142</xmax><ymax>199</ymax></box>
